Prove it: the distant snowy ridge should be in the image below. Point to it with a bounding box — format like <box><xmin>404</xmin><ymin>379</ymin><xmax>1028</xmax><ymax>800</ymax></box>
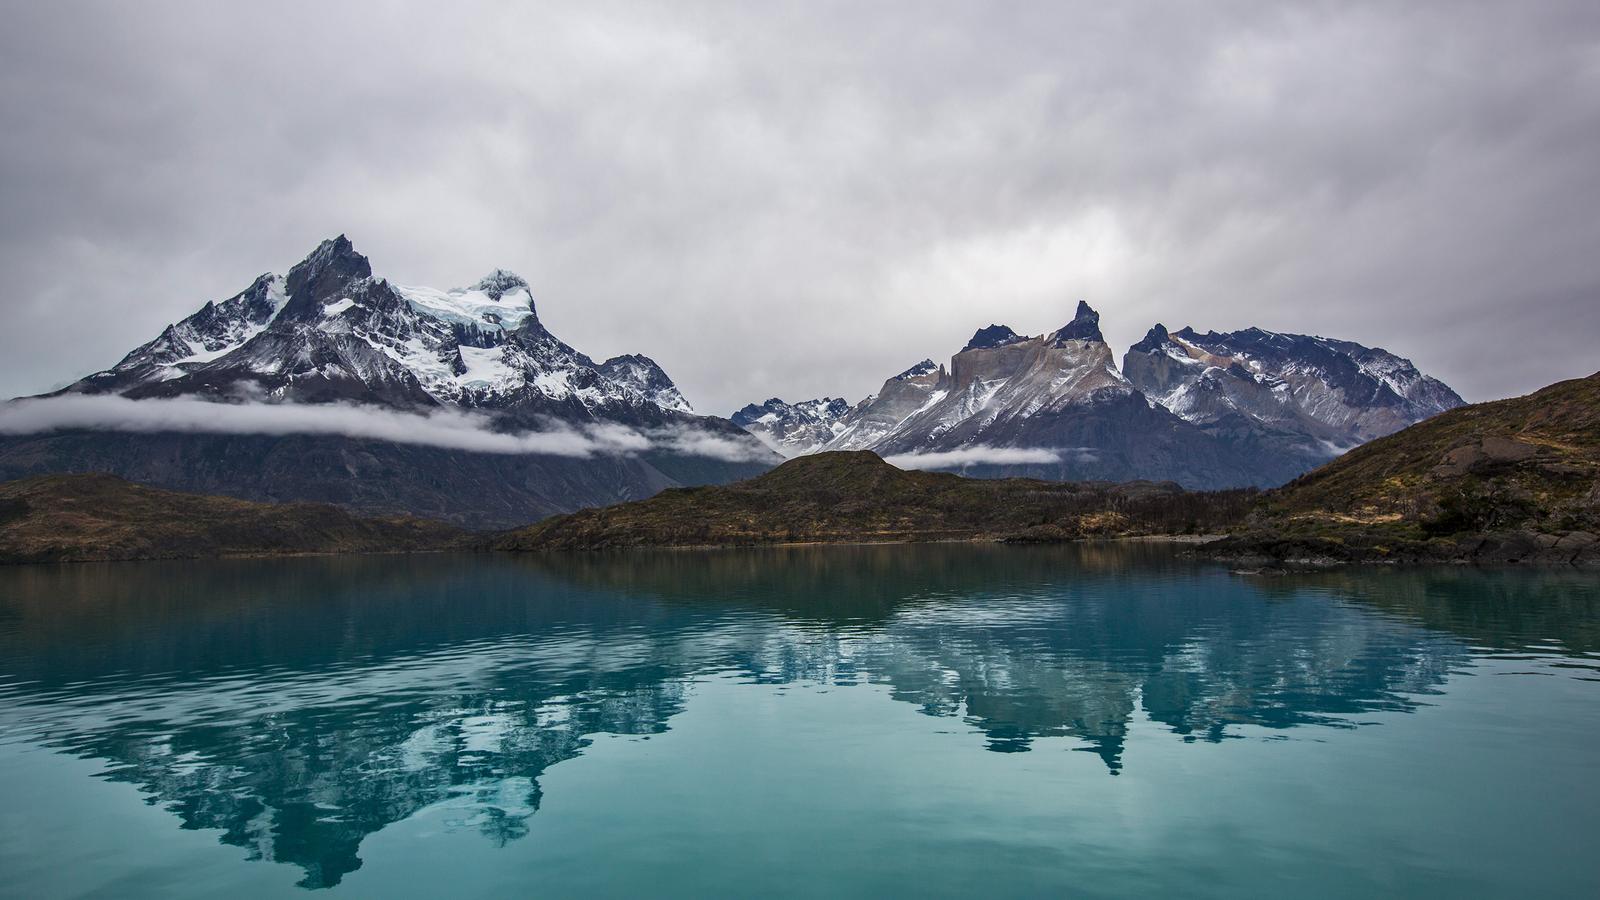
<box><xmin>735</xmin><ymin>300</ymin><xmax>1463</xmax><ymax>488</ymax></box>
<box><xmin>1122</xmin><ymin>323</ymin><xmax>1464</xmax><ymax>450</ymax></box>
<box><xmin>731</xmin><ymin>396</ymin><xmax>852</xmax><ymax>456</ymax></box>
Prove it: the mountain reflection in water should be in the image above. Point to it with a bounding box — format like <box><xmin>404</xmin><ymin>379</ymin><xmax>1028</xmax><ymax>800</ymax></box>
<box><xmin>0</xmin><ymin>545</ymin><xmax>1596</xmax><ymax>890</ymax></box>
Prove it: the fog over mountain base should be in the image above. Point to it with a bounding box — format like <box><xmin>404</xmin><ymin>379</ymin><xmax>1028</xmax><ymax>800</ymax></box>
<box><xmin>0</xmin><ymin>395</ymin><xmax>770</xmax><ymax>463</ymax></box>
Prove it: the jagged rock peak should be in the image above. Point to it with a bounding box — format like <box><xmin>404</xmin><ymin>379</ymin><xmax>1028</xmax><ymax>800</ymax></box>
<box><xmin>469</xmin><ymin>269</ymin><xmax>529</xmax><ymax>300</ymax></box>
<box><xmin>1051</xmin><ymin>300</ymin><xmax>1103</xmax><ymax>343</ymax></box>
<box><xmin>894</xmin><ymin>359</ymin><xmax>939</xmax><ymax>380</ymax></box>
<box><xmin>732</xmin><ymin>396</ymin><xmax>850</xmax><ymax>423</ymax></box>
<box><xmin>601</xmin><ymin>352</ymin><xmax>658</xmax><ymax>368</ymax></box>
<box><xmin>962</xmin><ymin>324</ymin><xmax>1027</xmax><ymax>352</ymax></box>
<box><xmin>288</xmin><ymin>235</ymin><xmax>370</xmax><ymax>285</ymax></box>
<box><xmin>282</xmin><ymin>235</ymin><xmax>373</xmax><ymax>316</ymax></box>
<box><xmin>1130</xmin><ymin>323</ymin><xmax>1172</xmax><ymax>353</ymax></box>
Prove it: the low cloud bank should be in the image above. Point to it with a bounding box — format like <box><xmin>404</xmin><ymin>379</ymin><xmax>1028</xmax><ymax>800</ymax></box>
<box><xmin>884</xmin><ymin>445</ymin><xmax>1087</xmax><ymax>470</ymax></box>
<box><xmin>0</xmin><ymin>394</ymin><xmax>772</xmax><ymax>462</ymax></box>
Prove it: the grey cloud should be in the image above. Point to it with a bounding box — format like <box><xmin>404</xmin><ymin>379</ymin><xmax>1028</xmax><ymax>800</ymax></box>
<box><xmin>2</xmin><ymin>1</ymin><xmax>1597</xmax><ymax>415</ymax></box>
<box><xmin>0</xmin><ymin>395</ymin><xmax>771</xmax><ymax>462</ymax></box>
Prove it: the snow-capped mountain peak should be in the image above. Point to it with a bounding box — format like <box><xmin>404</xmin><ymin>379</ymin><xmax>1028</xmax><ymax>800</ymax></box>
<box><xmin>731</xmin><ymin>396</ymin><xmax>851</xmax><ymax>456</ymax></box>
<box><xmin>278</xmin><ymin>235</ymin><xmax>372</xmax><ymax>321</ymax></box>
<box><xmin>64</xmin><ymin>237</ymin><xmax>707</xmax><ymax>422</ymax></box>
<box><xmin>467</xmin><ymin>269</ymin><xmax>530</xmax><ymax>299</ymax></box>
<box><xmin>598</xmin><ymin>354</ymin><xmax>694</xmax><ymax>414</ymax></box>
<box><xmin>807</xmin><ymin>302</ymin><xmax>1131</xmax><ymax>456</ymax></box>
<box><xmin>1122</xmin><ymin>322</ymin><xmax>1465</xmax><ymax>456</ymax></box>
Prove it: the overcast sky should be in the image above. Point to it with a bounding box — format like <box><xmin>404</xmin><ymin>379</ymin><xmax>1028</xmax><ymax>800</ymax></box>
<box><xmin>2</xmin><ymin>1</ymin><xmax>1597</xmax><ymax>415</ymax></box>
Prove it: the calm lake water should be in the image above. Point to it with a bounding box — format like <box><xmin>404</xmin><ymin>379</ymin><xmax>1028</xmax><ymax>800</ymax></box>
<box><xmin>0</xmin><ymin>545</ymin><xmax>1596</xmax><ymax>898</ymax></box>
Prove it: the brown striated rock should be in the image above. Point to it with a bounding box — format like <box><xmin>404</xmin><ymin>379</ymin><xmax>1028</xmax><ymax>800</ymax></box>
<box><xmin>1480</xmin><ymin>436</ymin><xmax>1539</xmax><ymax>463</ymax></box>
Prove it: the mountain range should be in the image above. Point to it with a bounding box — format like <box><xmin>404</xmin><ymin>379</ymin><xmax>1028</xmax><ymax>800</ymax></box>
<box><xmin>508</xmin><ymin>370</ymin><xmax>1599</xmax><ymax>564</ymax></box>
<box><xmin>737</xmin><ymin>301</ymin><xmax>1463</xmax><ymax>488</ymax></box>
<box><xmin>0</xmin><ymin>237</ymin><xmax>775</xmax><ymax>527</ymax></box>
<box><xmin>0</xmin><ymin>237</ymin><xmax>1469</xmax><ymax>521</ymax></box>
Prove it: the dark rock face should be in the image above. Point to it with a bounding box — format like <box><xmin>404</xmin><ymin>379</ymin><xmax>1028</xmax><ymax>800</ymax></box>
<box><xmin>1129</xmin><ymin>323</ymin><xmax>1171</xmax><ymax>354</ymax></box>
<box><xmin>17</xmin><ymin>237</ymin><xmax>777</xmax><ymax>525</ymax></box>
<box><xmin>962</xmin><ymin>324</ymin><xmax>1027</xmax><ymax>352</ymax></box>
<box><xmin>279</xmin><ymin>235</ymin><xmax>373</xmax><ymax>322</ymax></box>
<box><xmin>1050</xmin><ymin>301</ymin><xmax>1104</xmax><ymax>343</ymax></box>
<box><xmin>894</xmin><ymin>359</ymin><xmax>938</xmax><ymax>380</ymax></box>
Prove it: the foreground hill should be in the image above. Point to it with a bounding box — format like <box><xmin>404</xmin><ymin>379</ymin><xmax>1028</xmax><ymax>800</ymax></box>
<box><xmin>0</xmin><ymin>474</ymin><xmax>469</xmax><ymax>564</ymax></box>
<box><xmin>1212</xmin><ymin>371</ymin><xmax>1600</xmax><ymax>565</ymax></box>
<box><xmin>497</xmin><ymin>451</ymin><xmax>1256</xmax><ymax>550</ymax></box>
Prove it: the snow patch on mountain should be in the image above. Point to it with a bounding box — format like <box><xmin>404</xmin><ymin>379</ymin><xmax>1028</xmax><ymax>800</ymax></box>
<box><xmin>320</xmin><ymin>298</ymin><xmax>356</xmax><ymax>318</ymax></box>
<box><xmin>393</xmin><ymin>278</ymin><xmax>538</xmax><ymax>334</ymax></box>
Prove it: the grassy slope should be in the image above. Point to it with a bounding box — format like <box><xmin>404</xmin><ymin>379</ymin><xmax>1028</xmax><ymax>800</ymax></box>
<box><xmin>1218</xmin><ymin>371</ymin><xmax>1600</xmax><ymax>563</ymax></box>
<box><xmin>498</xmin><ymin>450</ymin><xmax>1256</xmax><ymax>550</ymax></box>
<box><xmin>0</xmin><ymin>473</ymin><xmax>471</xmax><ymax>563</ymax></box>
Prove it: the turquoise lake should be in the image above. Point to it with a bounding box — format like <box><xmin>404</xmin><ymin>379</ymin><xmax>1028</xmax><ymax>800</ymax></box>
<box><xmin>0</xmin><ymin>545</ymin><xmax>1596</xmax><ymax>898</ymax></box>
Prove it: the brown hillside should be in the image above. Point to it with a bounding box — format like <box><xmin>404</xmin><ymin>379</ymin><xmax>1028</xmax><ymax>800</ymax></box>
<box><xmin>498</xmin><ymin>451</ymin><xmax>1255</xmax><ymax>550</ymax></box>
<box><xmin>0</xmin><ymin>473</ymin><xmax>470</xmax><ymax>564</ymax></box>
<box><xmin>1216</xmin><ymin>371</ymin><xmax>1600</xmax><ymax>564</ymax></box>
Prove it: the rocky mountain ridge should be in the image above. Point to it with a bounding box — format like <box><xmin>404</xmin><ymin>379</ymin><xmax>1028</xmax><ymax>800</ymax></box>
<box><xmin>739</xmin><ymin>301</ymin><xmax>1464</xmax><ymax>488</ymax></box>
<box><xmin>731</xmin><ymin>397</ymin><xmax>852</xmax><ymax>455</ymax></box>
